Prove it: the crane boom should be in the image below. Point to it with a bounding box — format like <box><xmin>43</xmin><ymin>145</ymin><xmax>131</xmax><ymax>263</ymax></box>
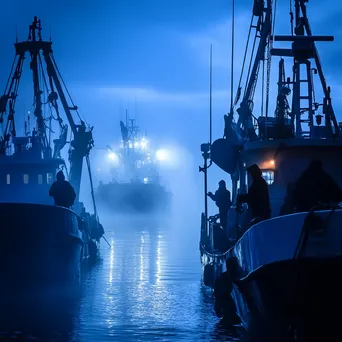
<box><xmin>236</xmin><ymin>0</ymin><xmax>273</xmax><ymax>140</ymax></box>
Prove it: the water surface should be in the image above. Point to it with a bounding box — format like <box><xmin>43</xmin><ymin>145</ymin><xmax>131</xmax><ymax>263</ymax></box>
<box><xmin>0</xmin><ymin>213</ymin><xmax>240</xmax><ymax>341</ymax></box>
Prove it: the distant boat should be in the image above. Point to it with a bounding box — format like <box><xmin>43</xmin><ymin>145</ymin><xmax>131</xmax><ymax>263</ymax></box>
<box><xmin>0</xmin><ymin>17</ymin><xmax>105</xmax><ymax>292</ymax></box>
<box><xmin>199</xmin><ymin>0</ymin><xmax>342</xmax><ymax>337</ymax></box>
<box><xmin>96</xmin><ymin>114</ymin><xmax>172</xmax><ymax>214</ymax></box>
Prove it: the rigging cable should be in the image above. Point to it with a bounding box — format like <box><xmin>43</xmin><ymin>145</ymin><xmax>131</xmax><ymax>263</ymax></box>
<box><xmin>243</xmin><ymin>30</ymin><xmax>258</xmax><ymax>99</ymax></box>
<box><xmin>51</xmin><ymin>55</ymin><xmax>88</xmax><ymax>126</ymax></box>
<box><xmin>86</xmin><ymin>153</ymin><xmax>111</xmax><ymax>248</ymax></box>
<box><xmin>234</xmin><ymin>15</ymin><xmax>254</xmax><ymax>106</ymax></box>
<box><xmin>289</xmin><ymin>0</ymin><xmax>294</xmax><ymax>35</ymax></box>
<box><xmin>3</xmin><ymin>56</ymin><xmax>16</xmax><ymax>95</ymax></box>
<box><xmin>229</xmin><ymin>0</ymin><xmax>235</xmax><ymax>115</ymax></box>
<box><xmin>209</xmin><ymin>44</ymin><xmax>212</xmax><ymax>145</ymax></box>
<box><xmin>265</xmin><ymin>0</ymin><xmax>277</xmax><ymax>119</ymax></box>
<box><xmin>261</xmin><ymin>60</ymin><xmax>265</xmax><ymax>116</ymax></box>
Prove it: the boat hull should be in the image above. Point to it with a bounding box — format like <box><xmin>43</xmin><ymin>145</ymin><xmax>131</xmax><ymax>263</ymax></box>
<box><xmin>96</xmin><ymin>182</ymin><xmax>172</xmax><ymax>213</ymax></box>
<box><xmin>224</xmin><ymin>209</ymin><xmax>342</xmax><ymax>337</ymax></box>
<box><xmin>232</xmin><ymin>257</ymin><xmax>342</xmax><ymax>337</ymax></box>
<box><xmin>0</xmin><ymin>203</ymin><xmax>83</xmax><ymax>291</ymax></box>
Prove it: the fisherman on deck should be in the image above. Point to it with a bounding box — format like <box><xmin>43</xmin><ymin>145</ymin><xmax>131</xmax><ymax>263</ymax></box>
<box><xmin>207</xmin><ymin>180</ymin><xmax>232</xmax><ymax>230</ymax></box>
<box><xmin>292</xmin><ymin>160</ymin><xmax>342</xmax><ymax>212</ymax></box>
<box><xmin>49</xmin><ymin>170</ymin><xmax>76</xmax><ymax>209</ymax></box>
<box><xmin>237</xmin><ymin>164</ymin><xmax>271</xmax><ymax>224</ymax></box>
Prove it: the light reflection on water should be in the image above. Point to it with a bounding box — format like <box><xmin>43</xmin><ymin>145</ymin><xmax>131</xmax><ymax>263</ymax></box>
<box><xmin>0</xmin><ymin>214</ymin><xmax>240</xmax><ymax>341</ymax></box>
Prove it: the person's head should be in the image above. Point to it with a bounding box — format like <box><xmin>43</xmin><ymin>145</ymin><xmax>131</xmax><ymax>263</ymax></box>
<box><xmin>218</xmin><ymin>180</ymin><xmax>226</xmax><ymax>189</ymax></box>
<box><xmin>246</xmin><ymin>164</ymin><xmax>262</xmax><ymax>180</ymax></box>
<box><xmin>56</xmin><ymin>170</ymin><xmax>65</xmax><ymax>181</ymax></box>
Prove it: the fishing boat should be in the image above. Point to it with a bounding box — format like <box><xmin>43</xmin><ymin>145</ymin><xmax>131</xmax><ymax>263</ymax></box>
<box><xmin>199</xmin><ymin>0</ymin><xmax>342</xmax><ymax>336</ymax></box>
<box><xmin>0</xmin><ymin>17</ymin><xmax>105</xmax><ymax>291</ymax></box>
<box><xmin>96</xmin><ymin>114</ymin><xmax>172</xmax><ymax>213</ymax></box>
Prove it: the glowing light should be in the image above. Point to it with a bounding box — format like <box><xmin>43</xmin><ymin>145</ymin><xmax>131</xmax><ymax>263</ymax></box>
<box><xmin>134</xmin><ymin>141</ymin><xmax>139</xmax><ymax>148</ymax></box>
<box><xmin>156</xmin><ymin>149</ymin><xmax>168</xmax><ymax>161</ymax></box>
<box><xmin>107</xmin><ymin>152</ymin><xmax>119</xmax><ymax>162</ymax></box>
<box><xmin>143</xmin><ymin>177</ymin><xmax>149</xmax><ymax>184</ymax></box>
<box><xmin>140</xmin><ymin>140</ymin><xmax>147</xmax><ymax>149</ymax></box>
<box><xmin>270</xmin><ymin>159</ymin><xmax>275</xmax><ymax>166</ymax></box>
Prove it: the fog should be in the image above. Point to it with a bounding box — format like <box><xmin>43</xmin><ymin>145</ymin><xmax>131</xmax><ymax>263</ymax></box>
<box><xmin>0</xmin><ymin>0</ymin><xmax>341</xmax><ymax>231</ymax></box>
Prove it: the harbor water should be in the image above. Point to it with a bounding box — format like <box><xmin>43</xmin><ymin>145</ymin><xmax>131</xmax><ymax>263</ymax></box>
<box><xmin>0</xmin><ymin>211</ymin><xmax>240</xmax><ymax>342</ymax></box>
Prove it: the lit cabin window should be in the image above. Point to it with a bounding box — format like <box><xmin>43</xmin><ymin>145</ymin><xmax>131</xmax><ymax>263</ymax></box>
<box><xmin>38</xmin><ymin>174</ymin><xmax>43</xmax><ymax>184</ymax></box>
<box><xmin>47</xmin><ymin>173</ymin><xmax>53</xmax><ymax>185</ymax></box>
<box><xmin>262</xmin><ymin>170</ymin><xmax>275</xmax><ymax>185</ymax></box>
<box><xmin>6</xmin><ymin>174</ymin><xmax>10</xmax><ymax>185</ymax></box>
<box><xmin>23</xmin><ymin>174</ymin><xmax>29</xmax><ymax>184</ymax></box>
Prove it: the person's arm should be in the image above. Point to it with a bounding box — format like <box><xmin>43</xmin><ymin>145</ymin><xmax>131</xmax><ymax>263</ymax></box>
<box><xmin>72</xmin><ymin>187</ymin><xmax>76</xmax><ymax>202</ymax></box>
<box><xmin>49</xmin><ymin>183</ymin><xmax>56</xmax><ymax>197</ymax></box>
<box><xmin>237</xmin><ymin>193</ymin><xmax>249</xmax><ymax>203</ymax></box>
<box><xmin>207</xmin><ymin>191</ymin><xmax>216</xmax><ymax>201</ymax></box>
<box><xmin>327</xmin><ymin>176</ymin><xmax>342</xmax><ymax>203</ymax></box>
<box><xmin>227</xmin><ymin>191</ymin><xmax>232</xmax><ymax>207</ymax></box>
<box><xmin>69</xmin><ymin>184</ymin><xmax>76</xmax><ymax>204</ymax></box>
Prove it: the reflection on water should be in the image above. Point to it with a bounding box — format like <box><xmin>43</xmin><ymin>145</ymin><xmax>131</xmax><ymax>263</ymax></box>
<box><xmin>0</xmin><ymin>214</ymin><xmax>240</xmax><ymax>341</ymax></box>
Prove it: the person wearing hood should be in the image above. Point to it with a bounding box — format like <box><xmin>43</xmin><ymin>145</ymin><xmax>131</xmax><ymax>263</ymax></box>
<box><xmin>208</xmin><ymin>180</ymin><xmax>232</xmax><ymax>230</ymax></box>
<box><xmin>49</xmin><ymin>170</ymin><xmax>76</xmax><ymax>208</ymax></box>
<box><xmin>237</xmin><ymin>164</ymin><xmax>271</xmax><ymax>222</ymax></box>
<box><xmin>292</xmin><ymin>159</ymin><xmax>342</xmax><ymax>212</ymax></box>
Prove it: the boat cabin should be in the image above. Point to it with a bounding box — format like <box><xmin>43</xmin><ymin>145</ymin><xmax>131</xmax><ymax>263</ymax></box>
<box><xmin>232</xmin><ymin>138</ymin><xmax>342</xmax><ymax>228</ymax></box>
<box><xmin>0</xmin><ymin>145</ymin><xmax>66</xmax><ymax>205</ymax></box>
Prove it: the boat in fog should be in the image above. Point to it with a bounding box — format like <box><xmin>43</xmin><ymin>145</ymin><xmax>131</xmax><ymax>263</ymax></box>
<box><xmin>0</xmin><ymin>17</ymin><xmax>105</xmax><ymax>291</ymax></box>
<box><xmin>199</xmin><ymin>0</ymin><xmax>342</xmax><ymax>337</ymax></box>
<box><xmin>96</xmin><ymin>114</ymin><xmax>172</xmax><ymax>214</ymax></box>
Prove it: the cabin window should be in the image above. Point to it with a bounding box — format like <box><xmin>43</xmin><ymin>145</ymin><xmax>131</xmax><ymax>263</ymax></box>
<box><xmin>6</xmin><ymin>174</ymin><xmax>10</xmax><ymax>185</ymax></box>
<box><xmin>262</xmin><ymin>170</ymin><xmax>275</xmax><ymax>185</ymax></box>
<box><xmin>38</xmin><ymin>174</ymin><xmax>43</xmax><ymax>184</ymax></box>
<box><xmin>47</xmin><ymin>173</ymin><xmax>53</xmax><ymax>185</ymax></box>
<box><xmin>23</xmin><ymin>174</ymin><xmax>29</xmax><ymax>184</ymax></box>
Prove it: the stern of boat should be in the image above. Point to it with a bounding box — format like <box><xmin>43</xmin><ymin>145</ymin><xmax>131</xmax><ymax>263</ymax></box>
<box><xmin>0</xmin><ymin>203</ymin><xmax>83</xmax><ymax>291</ymax></box>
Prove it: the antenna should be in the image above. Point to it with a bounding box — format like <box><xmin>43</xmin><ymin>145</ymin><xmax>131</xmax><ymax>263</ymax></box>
<box><xmin>209</xmin><ymin>44</ymin><xmax>213</xmax><ymax>145</ymax></box>
<box><xmin>230</xmin><ymin>0</ymin><xmax>235</xmax><ymax>115</ymax></box>
<box><xmin>15</xmin><ymin>24</ymin><xmax>18</xmax><ymax>43</ymax></box>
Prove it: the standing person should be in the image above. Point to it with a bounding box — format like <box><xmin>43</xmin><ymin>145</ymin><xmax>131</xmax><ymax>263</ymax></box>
<box><xmin>49</xmin><ymin>170</ymin><xmax>76</xmax><ymax>209</ymax></box>
<box><xmin>237</xmin><ymin>164</ymin><xmax>271</xmax><ymax>223</ymax></box>
<box><xmin>208</xmin><ymin>180</ymin><xmax>232</xmax><ymax>230</ymax></box>
<box><xmin>292</xmin><ymin>160</ymin><xmax>342</xmax><ymax>212</ymax></box>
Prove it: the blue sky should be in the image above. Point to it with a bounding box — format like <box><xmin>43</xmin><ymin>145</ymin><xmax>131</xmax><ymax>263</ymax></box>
<box><xmin>0</xmin><ymin>0</ymin><xmax>342</xmax><ymax>212</ymax></box>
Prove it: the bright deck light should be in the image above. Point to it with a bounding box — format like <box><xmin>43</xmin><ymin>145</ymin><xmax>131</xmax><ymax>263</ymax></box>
<box><xmin>108</xmin><ymin>152</ymin><xmax>119</xmax><ymax>163</ymax></box>
<box><xmin>156</xmin><ymin>149</ymin><xmax>168</xmax><ymax>161</ymax></box>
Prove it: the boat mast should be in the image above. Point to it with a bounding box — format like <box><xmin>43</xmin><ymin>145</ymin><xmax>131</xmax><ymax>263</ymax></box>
<box><xmin>272</xmin><ymin>0</ymin><xmax>338</xmax><ymax>138</ymax></box>
<box><xmin>29</xmin><ymin>18</ymin><xmax>50</xmax><ymax>155</ymax></box>
<box><xmin>199</xmin><ymin>45</ymin><xmax>214</xmax><ymax>233</ymax></box>
<box><xmin>0</xmin><ymin>17</ymin><xmax>95</xmax><ymax>203</ymax></box>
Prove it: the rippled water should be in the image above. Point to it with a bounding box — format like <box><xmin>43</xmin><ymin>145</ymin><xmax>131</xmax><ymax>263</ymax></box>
<box><xmin>0</xmin><ymin>213</ymin><xmax>241</xmax><ymax>341</ymax></box>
